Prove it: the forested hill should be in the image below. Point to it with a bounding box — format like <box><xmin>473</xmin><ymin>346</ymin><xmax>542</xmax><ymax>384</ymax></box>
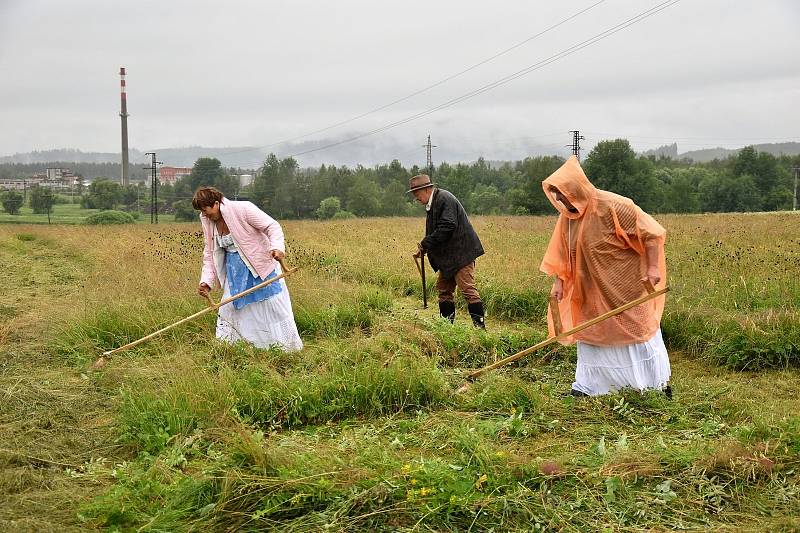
<box><xmin>4</xmin><ymin>141</ymin><xmax>799</xmax><ymax>169</ymax></box>
<box><xmin>641</xmin><ymin>142</ymin><xmax>800</xmax><ymax>162</ymax></box>
<box><xmin>0</xmin><ymin>137</ymin><xmax>568</xmax><ymax>169</ymax></box>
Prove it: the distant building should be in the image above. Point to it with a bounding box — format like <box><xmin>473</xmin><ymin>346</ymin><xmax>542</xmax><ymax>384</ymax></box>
<box><xmin>46</xmin><ymin>167</ymin><xmax>78</xmax><ymax>186</ymax></box>
<box><xmin>158</xmin><ymin>166</ymin><xmax>192</xmax><ymax>185</ymax></box>
<box><xmin>0</xmin><ymin>178</ymin><xmax>32</xmax><ymax>191</ymax></box>
<box><xmin>238</xmin><ymin>174</ymin><xmax>254</xmax><ymax>188</ymax></box>
<box><xmin>0</xmin><ymin>167</ymin><xmax>80</xmax><ymax>192</ymax></box>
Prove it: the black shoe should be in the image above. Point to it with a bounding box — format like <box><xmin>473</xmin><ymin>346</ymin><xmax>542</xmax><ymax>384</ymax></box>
<box><xmin>438</xmin><ymin>301</ymin><xmax>455</xmax><ymax>323</ymax></box>
<box><xmin>663</xmin><ymin>385</ymin><xmax>673</xmax><ymax>400</ymax></box>
<box><xmin>569</xmin><ymin>389</ymin><xmax>589</xmax><ymax>397</ymax></box>
<box><xmin>467</xmin><ymin>301</ymin><xmax>486</xmax><ymax>329</ymax></box>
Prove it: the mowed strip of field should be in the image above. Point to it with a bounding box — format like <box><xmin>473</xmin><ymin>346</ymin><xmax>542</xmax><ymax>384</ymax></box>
<box><xmin>1</xmin><ymin>214</ymin><xmax>799</xmax><ymax>532</ymax></box>
<box><xmin>0</xmin><ymin>203</ymin><xmax>178</xmax><ymax>225</ymax></box>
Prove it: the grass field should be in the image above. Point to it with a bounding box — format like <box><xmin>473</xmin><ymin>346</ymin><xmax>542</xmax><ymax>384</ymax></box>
<box><xmin>1</xmin><ymin>213</ymin><xmax>799</xmax><ymax>532</ymax></box>
<box><xmin>0</xmin><ymin>203</ymin><xmax>176</xmax><ymax>224</ymax></box>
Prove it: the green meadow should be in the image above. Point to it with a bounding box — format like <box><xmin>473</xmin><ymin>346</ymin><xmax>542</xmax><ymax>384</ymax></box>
<box><xmin>1</xmin><ymin>213</ymin><xmax>799</xmax><ymax>531</ymax></box>
<box><xmin>0</xmin><ymin>203</ymin><xmax>176</xmax><ymax>225</ymax></box>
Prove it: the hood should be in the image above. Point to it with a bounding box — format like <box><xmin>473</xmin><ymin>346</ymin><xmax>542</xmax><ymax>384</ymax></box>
<box><xmin>541</xmin><ymin>156</ymin><xmax>596</xmax><ymax>219</ymax></box>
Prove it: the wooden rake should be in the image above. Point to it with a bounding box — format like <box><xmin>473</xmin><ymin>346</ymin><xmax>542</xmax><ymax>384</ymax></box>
<box><xmin>455</xmin><ymin>280</ymin><xmax>667</xmax><ymax>393</ymax></box>
<box><xmin>91</xmin><ymin>259</ymin><xmax>299</xmax><ymax>369</ymax></box>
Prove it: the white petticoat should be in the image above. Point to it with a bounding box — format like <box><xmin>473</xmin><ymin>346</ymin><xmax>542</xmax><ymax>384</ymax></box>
<box><xmin>215</xmin><ymin>265</ymin><xmax>304</xmax><ymax>352</ymax></box>
<box><xmin>572</xmin><ymin>328</ymin><xmax>671</xmax><ymax>396</ymax></box>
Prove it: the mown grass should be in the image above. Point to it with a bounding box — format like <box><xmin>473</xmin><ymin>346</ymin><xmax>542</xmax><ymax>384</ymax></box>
<box><xmin>2</xmin><ymin>215</ymin><xmax>800</xmax><ymax>532</ymax></box>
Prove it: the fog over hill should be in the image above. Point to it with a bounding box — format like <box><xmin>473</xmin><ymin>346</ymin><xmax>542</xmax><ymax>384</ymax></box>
<box><xmin>0</xmin><ymin>134</ymin><xmax>573</xmax><ymax>170</ymax></box>
<box><xmin>3</xmin><ymin>139</ymin><xmax>798</xmax><ymax>172</ymax></box>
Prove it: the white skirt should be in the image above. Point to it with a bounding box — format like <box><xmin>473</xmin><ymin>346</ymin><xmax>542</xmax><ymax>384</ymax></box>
<box><xmin>215</xmin><ymin>265</ymin><xmax>304</xmax><ymax>352</ymax></box>
<box><xmin>572</xmin><ymin>329</ymin><xmax>671</xmax><ymax>396</ymax></box>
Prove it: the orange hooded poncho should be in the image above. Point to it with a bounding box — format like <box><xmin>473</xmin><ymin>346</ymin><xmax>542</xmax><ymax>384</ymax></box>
<box><xmin>539</xmin><ymin>156</ymin><xmax>667</xmax><ymax>346</ymax></box>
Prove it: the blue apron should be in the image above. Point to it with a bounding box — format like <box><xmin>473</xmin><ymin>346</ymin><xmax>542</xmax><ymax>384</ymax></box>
<box><xmin>225</xmin><ymin>251</ymin><xmax>283</xmax><ymax>310</ymax></box>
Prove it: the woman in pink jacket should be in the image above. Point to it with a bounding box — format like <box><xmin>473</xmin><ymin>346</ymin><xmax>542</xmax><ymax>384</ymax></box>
<box><xmin>192</xmin><ymin>186</ymin><xmax>303</xmax><ymax>352</ymax></box>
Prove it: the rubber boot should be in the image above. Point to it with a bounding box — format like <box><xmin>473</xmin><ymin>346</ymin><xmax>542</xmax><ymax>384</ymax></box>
<box><xmin>467</xmin><ymin>301</ymin><xmax>485</xmax><ymax>329</ymax></box>
<box><xmin>438</xmin><ymin>301</ymin><xmax>455</xmax><ymax>323</ymax></box>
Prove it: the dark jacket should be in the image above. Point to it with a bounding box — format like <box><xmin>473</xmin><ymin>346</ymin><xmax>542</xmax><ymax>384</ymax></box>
<box><xmin>420</xmin><ymin>188</ymin><xmax>484</xmax><ymax>278</ymax></box>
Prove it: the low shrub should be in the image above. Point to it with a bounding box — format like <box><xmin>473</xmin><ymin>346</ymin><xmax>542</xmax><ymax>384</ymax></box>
<box><xmin>331</xmin><ymin>210</ymin><xmax>356</xmax><ymax>220</ymax></box>
<box><xmin>85</xmin><ymin>210</ymin><xmax>136</xmax><ymax>225</ymax></box>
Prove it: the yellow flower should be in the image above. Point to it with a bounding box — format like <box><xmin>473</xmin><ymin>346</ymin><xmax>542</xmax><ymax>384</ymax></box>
<box><xmin>410</xmin><ymin>478</ymin><xmax>418</xmax><ymax>486</ymax></box>
<box><xmin>419</xmin><ymin>487</ymin><xmax>431</xmax><ymax>496</ymax></box>
<box><xmin>401</xmin><ymin>464</ymin><xmax>411</xmax><ymax>473</ymax></box>
<box><xmin>494</xmin><ymin>451</ymin><xmax>506</xmax><ymax>457</ymax></box>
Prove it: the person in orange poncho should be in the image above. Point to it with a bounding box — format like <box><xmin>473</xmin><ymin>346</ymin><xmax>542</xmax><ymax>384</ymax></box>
<box><xmin>539</xmin><ymin>156</ymin><xmax>671</xmax><ymax>398</ymax></box>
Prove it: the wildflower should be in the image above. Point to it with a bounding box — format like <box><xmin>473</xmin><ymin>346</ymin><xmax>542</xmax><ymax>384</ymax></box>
<box><xmin>419</xmin><ymin>487</ymin><xmax>431</xmax><ymax>496</ymax></box>
<box><xmin>402</xmin><ymin>463</ymin><xmax>411</xmax><ymax>473</ymax></box>
<box><xmin>410</xmin><ymin>478</ymin><xmax>418</xmax><ymax>486</ymax></box>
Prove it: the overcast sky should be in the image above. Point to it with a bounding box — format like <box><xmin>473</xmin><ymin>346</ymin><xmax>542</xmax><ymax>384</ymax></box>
<box><xmin>1</xmin><ymin>0</ymin><xmax>798</xmax><ymax>166</ymax></box>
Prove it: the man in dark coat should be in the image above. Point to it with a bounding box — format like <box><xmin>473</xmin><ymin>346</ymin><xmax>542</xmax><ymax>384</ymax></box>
<box><xmin>408</xmin><ymin>174</ymin><xmax>486</xmax><ymax>327</ymax></box>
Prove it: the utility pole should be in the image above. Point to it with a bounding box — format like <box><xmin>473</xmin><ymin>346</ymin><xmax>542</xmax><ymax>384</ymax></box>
<box><xmin>793</xmin><ymin>166</ymin><xmax>799</xmax><ymax>212</ymax></box>
<box><xmin>144</xmin><ymin>152</ymin><xmax>162</xmax><ymax>223</ymax></box>
<box><xmin>567</xmin><ymin>130</ymin><xmax>585</xmax><ymax>160</ymax></box>
<box><xmin>120</xmin><ymin>67</ymin><xmax>130</xmax><ymax>187</ymax></box>
<box><xmin>422</xmin><ymin>134</ymin><xmax>437</xmax><ymax>178</ymax></box>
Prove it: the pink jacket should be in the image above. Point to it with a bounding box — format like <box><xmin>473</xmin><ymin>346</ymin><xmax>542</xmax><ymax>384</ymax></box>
<box><xmin>199</xmin><ymin>199</ymin><xmax>285</xmax><ymax>289</ymax></box>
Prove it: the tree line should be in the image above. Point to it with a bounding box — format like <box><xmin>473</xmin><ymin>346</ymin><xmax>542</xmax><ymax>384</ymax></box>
<box><xmin>164</xmin><ymin>140</ymin><xmax>796</xmax><ymax>218</ymax></box>
<box><xmin>3</xmin><ymin>139</ymin><xmax>798</xmax><ymax>218</ymax></box>
<box><xmin>0</xmin><ymin>161</ymin><xmax>149</xmax><ymax>181</ymax></box>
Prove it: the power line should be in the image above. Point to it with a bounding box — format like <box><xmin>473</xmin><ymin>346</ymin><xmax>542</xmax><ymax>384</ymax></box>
<box><xmin>268</xmin><ymin>0</ymin><xmax>682</xmax><ymax>164</ymax></box>
<box><xmin>208</xmin><ymin>0</ymin><xmax>608</xmax><ymax>160</ymax></box>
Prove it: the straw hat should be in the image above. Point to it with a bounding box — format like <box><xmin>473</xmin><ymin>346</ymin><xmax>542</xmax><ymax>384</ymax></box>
<box><xmin>406</xmin><ymin>174</ymin><xmax>434</xmax><ymax>193</ymax></box>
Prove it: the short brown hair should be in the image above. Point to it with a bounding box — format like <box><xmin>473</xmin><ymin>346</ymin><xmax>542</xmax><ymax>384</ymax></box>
<box><xmin>192</xmin><ymin>187</ymin><xmax>224</xmax><ymax>210</ymax></box>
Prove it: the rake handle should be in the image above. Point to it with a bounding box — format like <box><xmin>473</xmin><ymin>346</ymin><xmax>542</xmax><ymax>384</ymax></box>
<box><xmin>102</xmin><ymin>265</ymin><xmax>298</xmax><ymax>357</ymax></box>
<box><xmin>464</xmin><ymin>282</ymin><xmax>668</xmax><ymax>382</ymax></box>
<box><xmin>413</xmin><ymin>253</ymin><xmax>428</xmax><ymax>309</ymax></box>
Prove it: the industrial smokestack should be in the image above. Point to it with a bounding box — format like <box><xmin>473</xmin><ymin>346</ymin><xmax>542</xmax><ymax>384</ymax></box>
<box><xmin>120</xmin><ymin>67</ymin><xmax>130</xmax><ymax>186</ymax></box>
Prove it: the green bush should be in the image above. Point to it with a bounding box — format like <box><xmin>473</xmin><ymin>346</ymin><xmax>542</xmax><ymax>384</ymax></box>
<box><xmin>2</xmin><ymin>190</ymin><xmax>24</xmax><ymax>214</ymax></box>
<box><xmin>315</xmin><ymin>196</ymin><xmax>341</xmax><ymax>219</ymax></box>
<box><xmin>332</xmin><ymin>210</ymin><xmax>356</xmax><ymax>220</ymax></box>
<box><xmin>85</xmin><ymin>210</ymin><xmax>136</xmax><ymax>225</ymax></box>
<box><xmin>173</xmin><ymin>199</ymin><xmax>197</xmax><ymax>222</ymax></box>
